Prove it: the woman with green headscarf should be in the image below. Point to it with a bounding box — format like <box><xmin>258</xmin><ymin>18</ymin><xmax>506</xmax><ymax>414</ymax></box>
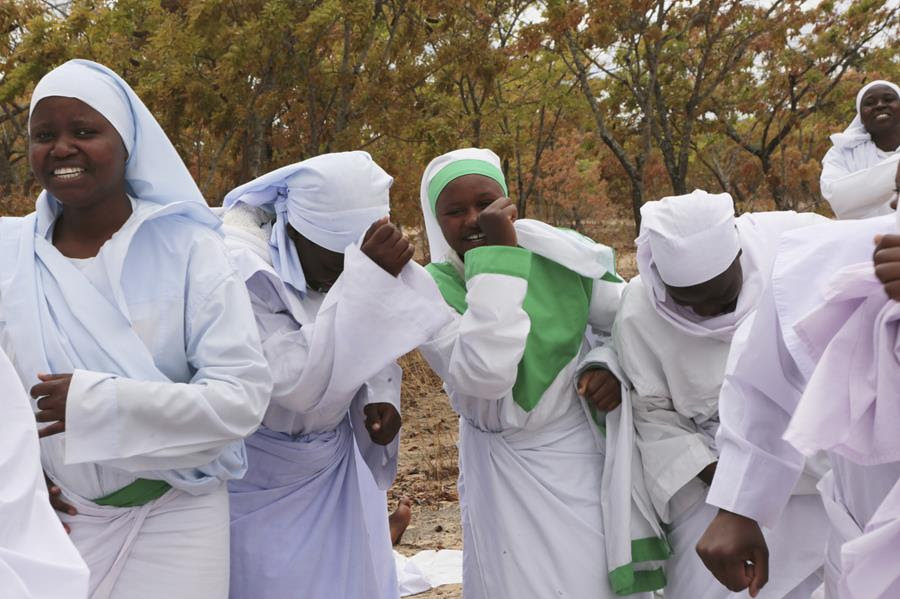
<box><xmin>416</xmin><ymin>148</ymin><xmax>665</xmax><ymax>598</ymax></box>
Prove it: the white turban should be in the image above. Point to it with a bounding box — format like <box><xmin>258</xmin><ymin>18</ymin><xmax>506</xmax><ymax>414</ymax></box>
<box><xmin>223</xmin><ymin>151</ymin><xmax>392</xmax><ymax>293</ymax></box>
<box><xmin>637</xmin><ymin>190</ymin><xmax>739</xmax><ymax>288</ymax></box>
<box><xmin>830</xmin><ymin>80</ymin><xmax>900</xmax><ymax>150</ymax></box>
<box><xmin>29</xmin><ymin>59</ymin><xmax>212</xmax><ymax>219</ymax></box>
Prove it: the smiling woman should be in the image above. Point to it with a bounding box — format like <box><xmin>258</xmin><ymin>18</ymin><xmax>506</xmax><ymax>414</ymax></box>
<box><xmin>820</xmin><ymin>79</ymin><xmax>900</xmax><ymax>219</ymax></box>
<box><xmin>0</xmin><ymin>59</ymin><xmax>272</xmax><ymax>599</ymax></box>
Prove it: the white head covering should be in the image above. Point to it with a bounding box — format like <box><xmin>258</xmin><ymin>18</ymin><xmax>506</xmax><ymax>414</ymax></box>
<box><xmin>419</xmin><ymin>148</ymin><xmax>508</xmax><ymax>265</ymax></box>
<box><xmin>830</xmin><ymin>80</ymin><xmax>900</xmax><ymax>150</ymax></box>
<box><xmin>28</xmin><ymin>59</ymin><xmax>212</xmax><ymax>221</ymax></box>
<box><xmin>638</xmin><ymin>190</ymin><xmax>739</xmax><ymax>288</ymax></box>
<box><xmin>223</xmin><ymin>151</ymin><xmax>392</xmax><ymax>294</ymax></box>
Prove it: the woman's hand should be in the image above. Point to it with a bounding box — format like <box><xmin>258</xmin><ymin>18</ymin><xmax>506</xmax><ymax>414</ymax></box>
<box><xmin>32</xmin><ymin>373</ymin><xmax>72</xmax><ymax>437</ymax></box>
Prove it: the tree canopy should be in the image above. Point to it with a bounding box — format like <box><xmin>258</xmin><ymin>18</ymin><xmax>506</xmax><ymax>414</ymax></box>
<box><xmin>1</xmin><ymin>0</ymin><xmax>897</xmax><ymax>247</ymax></box>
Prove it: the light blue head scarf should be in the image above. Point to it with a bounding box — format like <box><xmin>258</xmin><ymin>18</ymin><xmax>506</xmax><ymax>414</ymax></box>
<box><xmin>28</xmin><ymin>59</ymin><xmax>218</xmax><ymax>228</ymax></box>
<box><xmin>223</xmin><ymin>151</ymin><xmax>392</xmax><ymax>294</ymax></box>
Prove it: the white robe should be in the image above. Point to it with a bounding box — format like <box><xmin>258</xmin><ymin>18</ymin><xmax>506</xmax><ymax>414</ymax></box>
<box><xmin>708</xmin><ymin>213</ymin><xmax>900</xmax><ymax>598</ymax></box>
<box><xmin>0</xmin><ymin>347</ymin><xmax>89</xmax><ymax>599</ymax></box>
<box><xmin>820</xmin><ymin>145</ymin><xmax>899</xmax><ymax>220</ymax></box>
<box><xmin>615</xmin><ymin>211</ymin><xmax>830</xmax><ymax>597</ymax></box>
<box><xmin>418</xmin><ymin>244</ymin><xmax>654</xmax><ymax>599</ymax></box>
<box><xmin>0</xmin><ymin>198</ymin><xmax>272</xmax><ymax>599</ymax></box>
<box><xmin>223</xmin><ymin>208</ymin><xmax>450</xmax><ymax>599</ymax></box>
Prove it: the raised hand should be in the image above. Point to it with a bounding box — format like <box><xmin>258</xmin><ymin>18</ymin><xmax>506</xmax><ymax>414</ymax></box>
<box><xmin>696</xmin><ymin>510</ymin><xmax>769</xmax><ymax>597</ymax></box>
<box><xmin>363</xmin><ymin>402</ymin><xmax>402</xmax><ymax>445</ymax></box>
<box><xmin>32</xmin><ymin>373</ymin><xmax>72</xmax><ymax>438</ymax></box>
<box><xmin>577</xmin><ymin>367</ymin><xmax>622</xmax><ymax>412</ymax></box>
<box><xmin>874</xmin><ymin>233</ymin><xmax>900</xmax><ymax>301</ymax></box>
<box><xmin>361</xmin><ymin>217</ymin><xmax>415</xmax><ymax>277</ymax></box>
<box><xmin>477</xmin><ymin>197</ymin><xmax>518</xmax><ymax>247</ymax></box>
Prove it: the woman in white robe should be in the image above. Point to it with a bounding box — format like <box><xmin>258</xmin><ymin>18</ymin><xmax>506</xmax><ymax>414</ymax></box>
<box><xmin>820</xmin><ymin>80</ymin><xmax>900</xmax><ymax>219</ymax></box>
<box><xmin>0</xmin><ymin>60</ymin><xmax>272</xmax><ymax>599</ymax></box>
<box><xmin>221</xmin><ymin>152</ymin><xmax>451</xmax><ymax>599</ymax></box>
<box><xmin>416</xmin><ymin>148</ymin><xmax>663</xmax><ymax>598</ymax></box>
<box><xmin>0</xmin><ymin>346</ymin><xmax>89</xmax><ymax>599</ymax></box>
<box><xmin>609</xmin><ymin>190</ymin><xmax>828</xmax><ymax>598</ymax></box>
<box><xmin>697</xmin><ymin>212</ymin><xmax>900</xmax><ymax>598</ymax></box>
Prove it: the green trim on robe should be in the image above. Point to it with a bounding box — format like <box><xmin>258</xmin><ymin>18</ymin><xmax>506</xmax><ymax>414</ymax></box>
<box><xmin>426</xmin><ymin>244</ymin><xmax>593</xmax><ymax>412</ymax></box>
<box><xmin>608</xmin><ymin>536</ymin><xmax>671</xmax><ymax>595</ymax></box>
<box><xmin>94</xmin><ymin>478</ymin><xmax>171</xmax><ymax>507</ymax></box>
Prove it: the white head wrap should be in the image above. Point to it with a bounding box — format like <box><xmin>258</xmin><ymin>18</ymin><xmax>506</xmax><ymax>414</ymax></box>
<box><xmin>28</xmin><ymin>59</ymin><xmax>212</xmax><ymax>221</ymax></box>
<box><xmin>223</xmin><ymin>151</ymin><xmax>392</xmax><ymax>294</ymax></box>
<box><xmin>419</xmin><ymin>148</ymin><xmax>508</xmax><ymax>265</ymax></box>
<box><xmin>419</xmin><ymin>147</ymin><xmax>617</xmax><ymax>280</ymax></box>
<box><xmin>637</xmin><ymin>190</ymin><xmax>739</xmax><ymax>288</ymax></box>
<box><xmin>830</xmin><ymin>80</ymin><xmax>900</xmax><ymax>150</ymax></box>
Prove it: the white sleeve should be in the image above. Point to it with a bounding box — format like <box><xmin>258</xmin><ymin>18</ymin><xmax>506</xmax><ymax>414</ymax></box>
<box><xmin>820</xmin><ymin>148</ymin><xmax>899</xmax><ymax>219</ymax></box>
<box><xmin>418</xmin><ymin>246</ymin><xmax>532</xmax><ymax>400</ymax></box>
<box><xmin>0</xmin><ymin>351</ymin><xmax>89</xmax><ymax>599</ymax></box>
<box><xmin>706</xmin><ymin>284</ymin><xmax>806</xmax><ymax>528</ymax></box>
<box><xmin>588</xmin><ymin>277</ymin><xmax>625</xmax><ymax>335</ymax></box>
<box><xmin>252</xmin><ymin>244</ymin><xmax>450</xmax><ymax>419</ymax></box>
<box><xmin>64</xmin><ymin>269</ymin><xmax>273</xmax><ymax>470</ymax></box>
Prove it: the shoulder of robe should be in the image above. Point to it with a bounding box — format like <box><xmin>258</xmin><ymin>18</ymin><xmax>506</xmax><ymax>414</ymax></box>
<box><xmin>616</xmin><ymin>277</ymin><xmax>666</xmax><ymax>341</ymax></box>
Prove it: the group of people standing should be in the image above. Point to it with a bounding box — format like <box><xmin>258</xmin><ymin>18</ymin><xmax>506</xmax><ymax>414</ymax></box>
<box><xmin>0</xmin><ymin>58</ymin><xmax>898</xmax><ymax>599</ymax></box>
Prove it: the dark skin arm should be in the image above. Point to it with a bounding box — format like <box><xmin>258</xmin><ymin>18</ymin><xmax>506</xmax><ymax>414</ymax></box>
<box><xmin>696</xmin><ymin>509</ymin><xmax>769</xmax><ymax>597</ymax></box>
<box><xmin>363</xmin><ymin>402</ymin><xmax>401</xmax><ymax>445</ymax></box>
<box><xmin>32</xmin><ymin>373</ymin><xmax>71</xmax><ymax>437</ymax></box>
<box><xmin>360</xmin><ymin>217</ymin><xmax>415</xmax><ymax>277</ymax></box>
<box><xmin>698</xmin><ymin>461</ymin><xmax>718</xmax><ymax>486</ymax></box>
<box><xmin>45</xmin><ymin>474</ymin><xmax>76</xmax><ymax>533</ymax></box>
<box><xmin>576</xmin><ymin>367</ymin><xmax>622</xmax><ymax>412</ymax></box>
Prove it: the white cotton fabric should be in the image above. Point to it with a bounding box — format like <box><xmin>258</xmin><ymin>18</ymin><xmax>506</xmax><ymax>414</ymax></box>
<box><xmin>707</xmin><ymin>213</ymin><xmax>900</xmax><ymax>598</ymax></box>
<box><xmin>0</xmin><ymin>347</ymin><xmax>89</xmax><ymax>599</ymax></box>
<box><xmin>638</xmin><ymin>190</ymin><xmax>740</xmax><ymax>288</ymax></box>
<box><xmin>637</xmin><ymin>208</ymin><xmax>829</xmax><ymax>342</ymax></box>
<box><xmin>222</xmin><ymin>151</ymin><xmax>391</xmax><ymax>294</ymax></box>
<box><xmin>222</xmin><ymin>189</ymin><xmax>451</xmax><ymax>598</ymax></box>
<box><xmin>821</xmin><ymin>80</ymin><xmax>900</xmax><ymax>220</ymax></box>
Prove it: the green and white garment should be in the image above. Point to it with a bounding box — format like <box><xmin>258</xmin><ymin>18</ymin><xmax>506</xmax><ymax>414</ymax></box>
<box><xmin>416</xmin><ymin>148</ymin><xmax>667</xmax><ymax>598</ymax></box>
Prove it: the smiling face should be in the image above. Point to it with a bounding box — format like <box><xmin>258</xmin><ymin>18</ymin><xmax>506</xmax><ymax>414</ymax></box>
<box><xmin>28</xmin><ymin>96</ymin><xmax>128</xmax><ymax>209</ymax></box>
<box><xmin>860</xmin><ymin>84</ymin><xmax>900</xmax><ymax>140</ymax></box>
<box><xmin>287</xmin><ymin>225</ymin><xmax>345</xmax><ymax>293</ymax></box>
<box><xmin>434</xmin><ymin>174</ymin><xmax>505</xmax><ymax>257</ymax></box>
<box><xmin>665</xmin><ymin>251</ymin><xmax>743</xmax><ymax>318</ymax></box>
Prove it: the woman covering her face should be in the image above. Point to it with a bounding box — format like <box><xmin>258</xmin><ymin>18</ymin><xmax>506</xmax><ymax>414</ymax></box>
<box><xmin>0</xmin><ymin>59</ymin><xmax>272</xmax><ymax>599</ymax></box>
<box><xmin>821</xmin><ymin>80</ymin><xmax>900</xmax><ymax>219</ymax></box>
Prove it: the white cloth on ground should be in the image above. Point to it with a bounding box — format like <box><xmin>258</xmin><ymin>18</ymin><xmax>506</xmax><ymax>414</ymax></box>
<box><xmin>0</xmin><ymin>347</ymin><xmax>88</xmax><ymax>599</ymax></box>
<box><xmin>820</xmin><ymin>80</ymin><xmax>900</xmax><ymax>219</ymax></box>
<box><xmin>394</xmin><ymin>550</ymin><xmax>463</xmax><ymax>597</ymax></box>
<box><xmin>707</xmin><ymin>213</ymin><xmax>900</xmax><ymax>598</ymax></box>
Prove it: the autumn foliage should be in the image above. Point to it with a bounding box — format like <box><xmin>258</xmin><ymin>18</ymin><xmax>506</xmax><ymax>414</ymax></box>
<box><xmin>1</xmin><ymin>1</ymin><xmax>897</xmax><ymax>248</ymax></box>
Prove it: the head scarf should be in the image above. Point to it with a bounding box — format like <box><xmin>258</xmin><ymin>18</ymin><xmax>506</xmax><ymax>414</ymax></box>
<box><xmin>28</xmin><ymin>59</ymin><xmax>215</xmax><ymax>227</ymax></box>
<box><xmin>638</xmin><ymin>190</ymin><xmax>739</xmax><ymax>287</ymax></box>
<box><xmin>419</xmin><ymin>148</ymin><xmax>508</xmax><ymax>265</ymax></box>
<box><xmin>223</xmin><ymin>151</ymin><xmax>392</xmax><ymax>294</ymax></box>
<box><xmin>830</xmin><ymin>80</ymin><xmax>900</xmax><ymax>150</ymax></box>
<box><xmin>636</xmin><ymin>190</ymin><xmax>757</xmax><ymax>341</ymax></box>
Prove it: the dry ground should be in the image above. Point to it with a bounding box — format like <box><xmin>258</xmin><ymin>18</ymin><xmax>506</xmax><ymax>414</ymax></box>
<box><xmin>391</xmin><ymin>225</ymin><xmax>638</xmax><ymax>598</ymax></box>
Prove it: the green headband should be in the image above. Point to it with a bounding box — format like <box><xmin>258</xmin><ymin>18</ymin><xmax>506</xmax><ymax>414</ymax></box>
<box><xmin>427</xmin><ymin>159</ymin><xmax>508</xmax><ymax>213</ymax></box>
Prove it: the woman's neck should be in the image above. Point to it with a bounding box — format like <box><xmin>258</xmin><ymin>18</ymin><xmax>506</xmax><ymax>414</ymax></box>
<box><xmin>53</xmin><ymin>193</ymin><xmax>133</xmax><ymax>259</ymax></box>
<box><xmin>872</xmin><ymin>127</ymin><xmax>900</xmax><ymax>153</ymax></box>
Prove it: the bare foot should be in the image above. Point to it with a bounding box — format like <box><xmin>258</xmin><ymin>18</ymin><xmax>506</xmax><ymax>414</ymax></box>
<box><xmin>390</xmin><ymin>496</ymin><xmax>413</xmax><ymax>546</ymax></box>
